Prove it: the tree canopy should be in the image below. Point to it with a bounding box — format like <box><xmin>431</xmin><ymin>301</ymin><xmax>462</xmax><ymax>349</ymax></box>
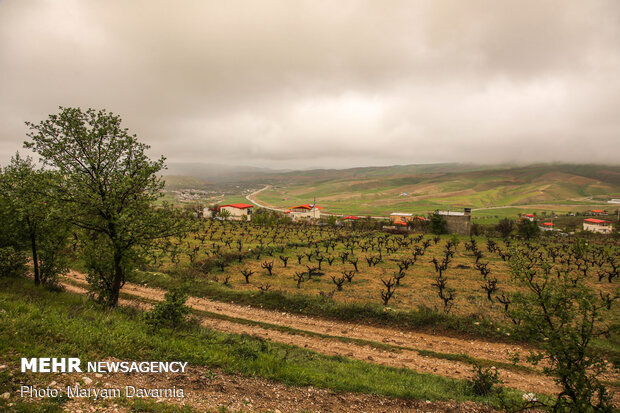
<box><xmin>24</xmin><ymin>107</ymin><xmax>190</xmax><ymax>305</ymax></box>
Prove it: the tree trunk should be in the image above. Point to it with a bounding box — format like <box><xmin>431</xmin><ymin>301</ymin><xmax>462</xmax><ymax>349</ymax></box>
<box><xmin>30</xmin><ymin>231</ymin><xmax>40</xmax><ymax>286</ymax></box>
<box><xmin>108</xmin><ymin>250</ymin><xmax>123</xmax><ymax>307</ymax></box>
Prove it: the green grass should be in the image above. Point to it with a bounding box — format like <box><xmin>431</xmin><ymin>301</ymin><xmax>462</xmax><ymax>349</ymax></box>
<box><xmin>0</xmin><ymin>276</ymin><xmax>529</xmax><ymax>410</ymax></box>
<box><xmin>218</xmin><ymin>195</ymin><xmax>253</xmax><ymax>206</ymax></box>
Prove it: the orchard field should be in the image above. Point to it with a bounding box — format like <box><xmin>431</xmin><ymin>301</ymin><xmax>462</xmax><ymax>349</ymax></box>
<box><xmin>124</xmin><ymin>220</ymin><xmax>620</xmax><ymax>328</ymax></box>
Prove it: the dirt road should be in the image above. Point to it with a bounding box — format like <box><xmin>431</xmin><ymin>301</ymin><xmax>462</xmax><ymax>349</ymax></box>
<box><xmin>60</xmin><ymin>271</ymin><xmax>593</xmax><ymax>399</ymax></box>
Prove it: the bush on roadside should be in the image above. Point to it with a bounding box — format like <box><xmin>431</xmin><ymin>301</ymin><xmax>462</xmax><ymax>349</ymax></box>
<box><xmin>468</xmin><ymin>363</ymin><xmax>502</xmax><ymax>396</ymax></box>
<box><xmin>144</xmin><ymin>288</ymin><xmax>191</xmax><ymax>330</ymax></box>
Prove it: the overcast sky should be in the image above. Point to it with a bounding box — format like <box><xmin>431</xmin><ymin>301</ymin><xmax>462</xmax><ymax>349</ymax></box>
<box><xmin>1</xmin><ymin>0</ymin><xmax>619</xmax><ymax>169</ymax></box>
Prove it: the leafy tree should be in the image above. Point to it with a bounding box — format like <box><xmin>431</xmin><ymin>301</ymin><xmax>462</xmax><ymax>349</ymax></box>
<box><xmin>24</xmin><ymin>107</ymin><xmax>190</xmax><ymax>306</ymax></box>
<box><xmin>517</xmin><ymin>218</ymin><xmax>540</xmax><ymax>239</ymax></box>
<box><xmin>429</xmin><ymin>211</ymin><xmax>447</xmax><ymax>235</ymax></box>
<box><xmin>495</xmin><ymin>218</ymin><xmax>514</xmax><ymax>238</ymax></box>
<box><xmin>0</xmin><ymin>153</ymin><xmax>69</xmax><ymax>285</ymax></box>
<box><xmin>505</xmin><ymin>252</ymin><xmax>616</xmax><ymax>411</ymax></box>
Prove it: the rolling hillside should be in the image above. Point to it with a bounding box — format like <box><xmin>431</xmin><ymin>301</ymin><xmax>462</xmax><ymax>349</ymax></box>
<box><xmin>252</xmin><ymin>164</ymin><xmax>620</xmax><ymax>217</ymax></box>
<box><xmin>163</xmin><ymin>175</ymin><xmax>212</xmax><ymax>190</ymax></box>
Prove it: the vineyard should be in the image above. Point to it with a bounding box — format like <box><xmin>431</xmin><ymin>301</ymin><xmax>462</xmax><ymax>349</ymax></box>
<box><xmin>131</xmin><ymin>220</ymin><xmax>619</xmax><ymax>327</ymax></box>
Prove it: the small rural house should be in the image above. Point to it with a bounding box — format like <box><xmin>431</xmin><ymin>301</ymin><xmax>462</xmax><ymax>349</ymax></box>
<box><xmin>583</xmin><ymin>218</ymin><xmax>613</xmax><ymax>234</ymax></box>
<box><xmin>342</xmin><ymin>215</ymin><xmax>360</xmax><ymax>226</ymax></box>
<box><xmin>217</xmin><ymin>203</ymin><xmax>254</xmax><ymax>221</ymax></box>
<box><xmin>437</xmin><ymin>209</ymin><xmax>472</xmax><ymax>235</ymax></box>
<box><xmin>287</xmin><ymin>204</ymin><xmax>322</xmax><ymax>221</ymax></box>
<box><xmin>588</xmin><ymin>210</ymin><xmax>606</xmax><ymax>215</ymax></box>
<box><xmin>539</xmin><ymin>222</ymin><xmax>555</xmax><ymax>231</ymax></box>
<box><xmin>521</xmin><ymin>214</ymin><xmax>535</xmax><ymax>222</ymax></box>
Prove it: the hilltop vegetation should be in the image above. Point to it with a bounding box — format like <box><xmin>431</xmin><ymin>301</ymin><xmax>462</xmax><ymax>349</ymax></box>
<box><xmin>252</xmin><ymin>164</ymin><xmax>620</xmax><ymax>216</ymax></box>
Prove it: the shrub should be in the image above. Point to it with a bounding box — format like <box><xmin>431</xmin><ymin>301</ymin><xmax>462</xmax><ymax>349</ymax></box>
<box><xmin>145</xmin><ymin>289</ymin><xmax>191</xmax><ymax>329</ymax></box>
<box><xmin>0</xmin><ymin>246</ymin><xmax>27</xmax><ymax>278</ymax></box>
<box><xmin>429</xmin><ymin>211</ymin><xmax>447</xmax><ymax>235</ymax></box>
<box><xmin>517</xmin><ymin>219</ymin><xmax>539</xmax><ymax>239</ymax></box>
<box><xmin>495</xmin><ymin>218</ymin><xmax>514</xmax><ymax>238</ymax></box>
<box><xmin>469</xmin><ymin>363</ymin><xmax>502</xmax><ymax>396</ymax></box>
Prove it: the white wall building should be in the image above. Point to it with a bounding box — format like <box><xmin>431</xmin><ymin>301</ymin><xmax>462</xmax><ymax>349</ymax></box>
<box><xmin>287</xmin><ymin>204</ymin><xmax>322</xmax><ymax>221</ymax></box>
<box><xmin>217</xmin><ymin>203</ymin><xmax>254</xmax><ymax>221</ymax></box>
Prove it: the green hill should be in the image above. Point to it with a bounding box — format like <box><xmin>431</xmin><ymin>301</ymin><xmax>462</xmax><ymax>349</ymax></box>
<box><xmin>162</xmin><ymin>175</ymin><xmax>211</xmax><ymax>190</ymax></box>
<box><xmin>253</xmin><ymin>164</ymin><xmax>620</xmax><ymax>217</ymax></box>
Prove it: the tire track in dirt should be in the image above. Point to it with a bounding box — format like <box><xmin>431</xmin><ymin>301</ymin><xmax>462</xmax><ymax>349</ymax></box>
<box><xmin>62</xmin><ymin>272</ymin><xmax>565</xmax><ymax>396</ymax></box>
<box><xmin>67</xmin><ymin>272</ymin><xmax>526</xmax><ymax>365</ymax></box>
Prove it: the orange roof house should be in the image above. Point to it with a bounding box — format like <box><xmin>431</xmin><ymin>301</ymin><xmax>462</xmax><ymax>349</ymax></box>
<box><xmin>539</xmin><ymin>222</ymin><xmax>555</xmax><ymax>231</ymax></box>
<box><xmin>589</xmin><ymin>210</ymin><xmax>606</xmax><ymax>215</ymax></box>
<box><xmin>289</xmin><ymin>204</ymin><xmax>324</xmax><ymax>211</ymax></box>
<box><xmin>287</xmin><ymin>203</ymin><xmax>322</xmax><ymax>221</ymax></box>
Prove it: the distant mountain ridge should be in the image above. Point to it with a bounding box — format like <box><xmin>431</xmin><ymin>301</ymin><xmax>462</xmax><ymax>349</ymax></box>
<box><xmin>164</xmin><ymin>162</ymin><xmax>288</xmax><ymax>183</ymax></box>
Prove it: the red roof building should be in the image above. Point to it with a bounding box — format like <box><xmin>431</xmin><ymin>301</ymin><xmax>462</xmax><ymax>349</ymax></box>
<box><xmin>216</xmin><ymin>203</ymin><xmax>254</xmax><ymax>221</ymax></box>
<box><xmin>584</xmin><ymin>218</ymin><xmax>611</xmax><ymax>224</ymax></box>
<box><xmin>343</xmin><ymin>215</ymin><xmax>359</xmax><ymax>220</ymax></box>
<box><xmin>583</xmin><ymin>218</ymin><xmax>613</xmax><ymax>234</ymax></box>
<box><xmin>217</xmin><ymin>203</ymin><xmax>254</xmax><ymax>210</ymax></box>
<box><xmin>539</xmin><ymin>222</ymin><xmax>555</xmax><ymax>231</ymax></box>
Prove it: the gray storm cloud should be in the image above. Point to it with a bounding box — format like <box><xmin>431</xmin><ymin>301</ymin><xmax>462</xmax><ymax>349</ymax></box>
<box><xmin>0</xmin><ymin>0</ymin><xmax>619</xmax><ymax>169</ymax></box>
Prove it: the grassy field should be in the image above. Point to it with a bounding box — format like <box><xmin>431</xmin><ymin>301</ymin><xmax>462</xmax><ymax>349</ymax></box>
<box><xmin>0</xmin><ymin>276</ymin><xmax>526</xmax><ymax>411</ymax></box>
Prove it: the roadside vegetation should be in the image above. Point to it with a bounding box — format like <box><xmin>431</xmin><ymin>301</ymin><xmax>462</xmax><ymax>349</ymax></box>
<box><xmin>0</xmin><ymin>276</ymin><xmax>527</xmax><ymax>411</ymax></box>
